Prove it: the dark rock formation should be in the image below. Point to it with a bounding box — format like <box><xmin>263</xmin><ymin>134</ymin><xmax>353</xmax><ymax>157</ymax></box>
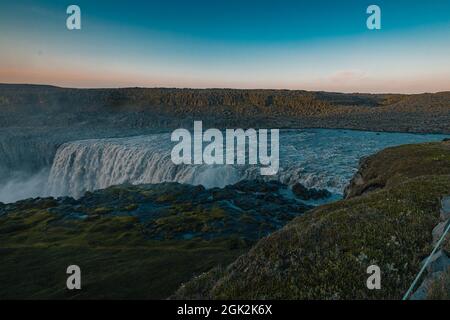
<box><xmin>291</xmin><ymin>183</ymin><xmax>331</xmax><ymax>200</ymax></box>
<box><xmin>0</xmin><ymin>180</ymin><xmax>313</xmax><ymax>242</ymax></box>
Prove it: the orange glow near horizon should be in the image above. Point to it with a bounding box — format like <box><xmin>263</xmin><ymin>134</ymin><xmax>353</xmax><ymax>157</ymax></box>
<box><xmin>2</xmin><ymin>65</ymin><xmax>450</xmax><ymax>94</ymax></box>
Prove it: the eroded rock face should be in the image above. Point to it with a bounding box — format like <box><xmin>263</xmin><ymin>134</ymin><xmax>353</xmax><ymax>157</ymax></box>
<box><xmin>343</xmin><ymin>157</ymin><xmax>373</xmax><ymax>199</ymax></box>
<box><xmin>432</xmin><ymin>220</ymin><xmax>450</xmax><ymax>245</ymax></box>
<box><xmin>343</xmin><ymin>156</ymin><xmax>387</xmax><ymax>199</ymax></box>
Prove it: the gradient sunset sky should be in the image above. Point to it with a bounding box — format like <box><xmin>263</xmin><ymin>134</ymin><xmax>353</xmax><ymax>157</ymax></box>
<box><xmin>0</xmin><ymin>0</ymin><xmax>449</xmax><ymax>93</ymax></box>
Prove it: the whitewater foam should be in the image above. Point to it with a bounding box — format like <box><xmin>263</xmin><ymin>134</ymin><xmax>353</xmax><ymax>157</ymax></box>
<box><xmin>45</xmin><ymin>129</ymin><xmax>449</xmax><ymax>199</ymax></box>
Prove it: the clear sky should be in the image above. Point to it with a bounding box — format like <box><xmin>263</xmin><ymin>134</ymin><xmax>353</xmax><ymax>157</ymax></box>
<box><xmin>0</xmin><ymin>0</ymin><xmax>449</xmax><ymax>93</ymax></box>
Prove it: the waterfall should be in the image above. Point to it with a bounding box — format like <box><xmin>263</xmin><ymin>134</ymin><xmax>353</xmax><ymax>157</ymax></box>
<box><xmin>43</xmin><ymin>131</ymin><xmax>351</xmax><ymax>199</ymax></box>
<box><xmin>45</xmin><ymin>129</ymin><xmax>449</xmax><ymax>200</ymax></box>
<box><xmin>46</xmin><ymin>134</ymin><xmax>248</xmax><ymax>198</ymax></box>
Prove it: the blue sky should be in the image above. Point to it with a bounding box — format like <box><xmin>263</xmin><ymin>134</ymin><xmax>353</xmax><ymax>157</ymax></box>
<box><xmin>0</xmin><ymin>0</ymin><xmax>449</xmax><ymax>92</ymax></box>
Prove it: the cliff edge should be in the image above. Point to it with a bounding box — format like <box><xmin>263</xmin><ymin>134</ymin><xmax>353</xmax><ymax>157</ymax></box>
<box><xmin>173</xmin><ymin>141</ymin><xmax>450</xmax><ymax>299</ymax></box>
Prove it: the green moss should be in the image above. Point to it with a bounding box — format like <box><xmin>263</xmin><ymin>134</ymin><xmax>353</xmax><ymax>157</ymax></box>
<box><xmin>156</xmin><ymin>194</ymin><xmax>176</xmax><ymax>202</ymax></box>
<box><xmin>150</xmin><ymin>206</ymin><xmax>229</xmax><ymax>238</ymax></box>
<box><xmin>92</xmin><ymin>207</ymin><xmax>113</xmax><ymax>215</ymax></box>
<box><xmin>210</xmin><ymin>207</ymin><xmax>226</xmax><ymax>219</ymax></box>
<box><xmin>123</xmin><ymin>204</ymin><xmax>138</xmax><ymax>211</ymax></box>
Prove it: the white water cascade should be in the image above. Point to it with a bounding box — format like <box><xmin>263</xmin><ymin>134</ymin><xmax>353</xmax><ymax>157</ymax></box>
<box><xmin>45</xmin><ymin>129</ymin><xmax>449</xmax><ymax>199</ymax></box>
<box><xmin>46</xmin><ymin>134</ymin><xmax>248</xmax><ymax>198</ymax></box>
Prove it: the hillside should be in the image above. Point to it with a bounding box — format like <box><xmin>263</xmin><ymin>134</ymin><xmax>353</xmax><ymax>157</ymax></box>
<box><xmin>173</xmin><ymin>141</ymin><xmax>450</xmax><ymax>299</ymax></box>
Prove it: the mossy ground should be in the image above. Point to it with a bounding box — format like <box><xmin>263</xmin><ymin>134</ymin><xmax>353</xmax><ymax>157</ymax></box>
<box><xmin>0</xmin><ymin>206</ymin><xmax>247</xmax><ymax>299</ymax></box>
<box><xmin>0</xmin><ymin>180</ymin><xmax>307</xmax><ymax>299</ymax></box>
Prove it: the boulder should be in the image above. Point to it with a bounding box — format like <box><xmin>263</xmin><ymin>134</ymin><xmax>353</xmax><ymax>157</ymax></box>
<box><xmin>424</xmin><ymin>250</ymin><xmax>450</xmax><ymax>274</ymax></box>
<box><xmin>432</xmin><ymin>220</ymin><xmax>450</xmax><ymax>245</ymax></box>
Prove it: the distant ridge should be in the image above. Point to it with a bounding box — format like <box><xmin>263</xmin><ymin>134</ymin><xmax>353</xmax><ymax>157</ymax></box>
<box><xmin>0</xmin><ymin>83</ymin><xmax>449</xmax><ymax>133</ymax></box>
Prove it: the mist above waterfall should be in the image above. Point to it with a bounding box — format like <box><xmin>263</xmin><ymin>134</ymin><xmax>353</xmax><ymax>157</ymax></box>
<box><xmin>0</xmin><ymin>170</ymin><xmax>49</xmax><ymax>203</ymax></box>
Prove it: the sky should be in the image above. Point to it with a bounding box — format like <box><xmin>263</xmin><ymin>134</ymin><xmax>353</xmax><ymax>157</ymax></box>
<box><xmin>0</xmin><ymin>0</ymin><xmax>449</xmax><ymax>93</ymax></box>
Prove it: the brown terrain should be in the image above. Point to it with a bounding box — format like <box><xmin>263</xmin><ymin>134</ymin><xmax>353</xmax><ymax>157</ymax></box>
<box><xmin>0</xmin><ymin>84</ymin><xmax>449</xmax><ymax>133</ymax></box>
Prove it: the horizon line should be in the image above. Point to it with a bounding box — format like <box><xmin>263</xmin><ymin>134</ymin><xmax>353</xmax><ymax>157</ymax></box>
<box><xmin>1</xmin><ymin>82</ymin><xmax>449</xmax><ymax>96</ymax></box>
